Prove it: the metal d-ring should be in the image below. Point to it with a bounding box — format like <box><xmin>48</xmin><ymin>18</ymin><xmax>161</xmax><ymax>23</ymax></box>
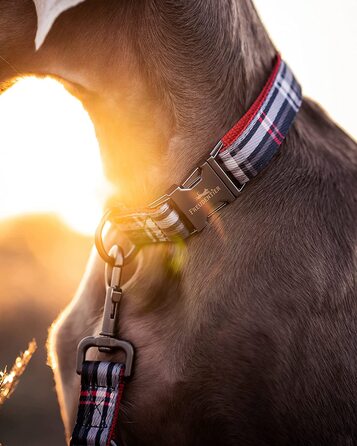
<box><xmin>95</xmin><ymin>208</ymin><xmax>138</xmax><ymax>266</ymax></box>
<box><xmin>76</xmin><ymin>336</ymin><xmax>134</xmax><ymax>377</ymax></box>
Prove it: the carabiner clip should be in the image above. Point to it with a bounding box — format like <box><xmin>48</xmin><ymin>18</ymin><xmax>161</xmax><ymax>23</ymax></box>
<box><xmin>101</xmin><ymin>246</ymin><xmax>123</xmax><ymax>338</ymax></box>
<box><xmin>75</xmin><ymin>244</ymin><xmax>135</xmax><ymax>377</ymax></box>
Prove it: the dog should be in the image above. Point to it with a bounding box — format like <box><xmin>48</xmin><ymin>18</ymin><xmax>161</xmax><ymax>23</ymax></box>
<box><xmin>0</xmin><ymin>0</ymin><xmax>356</xmax><ymax>444</ymax></box>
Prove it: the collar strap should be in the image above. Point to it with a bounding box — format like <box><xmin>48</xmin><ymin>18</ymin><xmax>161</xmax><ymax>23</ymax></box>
<box><xmin>104</xmin><ymin>55</ymin><xmax>302</xmax><ymax>245</ymax></box>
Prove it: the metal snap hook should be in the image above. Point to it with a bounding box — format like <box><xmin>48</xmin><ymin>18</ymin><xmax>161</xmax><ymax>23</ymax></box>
<box><xmin>75</xmin><ymin>243</ymin><xmax>135</xmax><ymax>377</ymax></box>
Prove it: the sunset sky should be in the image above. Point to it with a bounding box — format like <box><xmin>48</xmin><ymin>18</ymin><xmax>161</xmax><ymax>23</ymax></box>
<box><xmin>255</xmin><ymin>0</ymin><xmax>356</xmax><ymax>140</ymax></box>
<box><xmin>0</xmin><ymin>77</ymin><xmax>110</xmax><ymax>235</ymax></box>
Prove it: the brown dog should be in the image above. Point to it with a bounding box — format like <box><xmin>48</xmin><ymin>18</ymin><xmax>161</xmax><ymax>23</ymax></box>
<box><xmin>0</xmin><ymin>1</ymin><xmax>356</xmax><ymax>444</ymax></box>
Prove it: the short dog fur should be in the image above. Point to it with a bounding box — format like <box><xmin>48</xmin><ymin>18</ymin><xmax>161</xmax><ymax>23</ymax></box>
<box><xmin>0</xmin><ymin>1</ymin><xmax>356</xmax><ymax>444</ymax></box>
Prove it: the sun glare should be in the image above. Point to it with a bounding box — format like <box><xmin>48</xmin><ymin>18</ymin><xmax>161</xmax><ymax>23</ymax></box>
<box><xmin>0</xmin><ymin>77</ymin><xmax>111</xmax><ymax>235</ymax></box>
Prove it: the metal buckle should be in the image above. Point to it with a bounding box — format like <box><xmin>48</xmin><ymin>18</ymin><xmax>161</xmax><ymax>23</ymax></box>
<box><xmin>150</xmin><ymin>142</ymin><xmax>244</xmax><ymax>233</ymax></box>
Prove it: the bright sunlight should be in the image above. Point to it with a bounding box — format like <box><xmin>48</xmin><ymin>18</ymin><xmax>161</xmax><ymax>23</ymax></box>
<box><xmin>0</xmin><ymin>77</ymin><xmax>110</xmax><ymax>235</ymax></box>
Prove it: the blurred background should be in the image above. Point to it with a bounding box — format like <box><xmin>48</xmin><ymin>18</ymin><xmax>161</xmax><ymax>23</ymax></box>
<box><xmin>0</xmin><ymin>77</ymin><xmax>106</xmax><ymax>445</ymax></box>
<box><xmin>254</xmin><ymin>0</ymin><xmax>357</xmax><ymax>140</ymax></box>
<box><xmin>0</xmin><ymin>1</ymin><xmax>356</xmax><ymax>445</ymax></box>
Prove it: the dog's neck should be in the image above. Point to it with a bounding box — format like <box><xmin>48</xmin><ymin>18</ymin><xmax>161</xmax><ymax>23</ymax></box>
<box><xmin>139</xmin><ymin>1</ymin><xmax>276</xmax><ymax>206</ymax></box>
<box><xmin>5</xmin><ymin>0</ymin><xmax>276</xmax><ymax>209</ymax></box>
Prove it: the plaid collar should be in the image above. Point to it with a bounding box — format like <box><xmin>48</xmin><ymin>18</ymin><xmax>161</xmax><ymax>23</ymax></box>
<box><xmin>96</xmin><ymin>55</ymin><xmax>302</xmax><ymax>256</ymax></box>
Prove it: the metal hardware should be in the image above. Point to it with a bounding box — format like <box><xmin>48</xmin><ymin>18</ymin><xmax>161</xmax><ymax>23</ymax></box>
<box><xmin>94</xmin><ymin>140</ymin><xmax>245</xmax><ymax>258</ymax></box>
<box><xmin>75</xmin><ymin>245</ymin><xmax>135</xmax><ymax>377</ymax></box>
<box><xmin>150</xmin><ymin>141</ymin><xmax>244</xmax><ymax>232</ymax></box>
<box><xmin>100</xmin><ymin>245</ymin><xmax>124</xmax><ymax>338</ymax></box>
<box><xmin>76</xmin><ymin>335</ymin><xmax>134</xmax><ymax>377</ymax></box>
<box><xmin>95</xmin><ymin>209</ymin><xmax>139</xmax><ymax>265</ymax></box>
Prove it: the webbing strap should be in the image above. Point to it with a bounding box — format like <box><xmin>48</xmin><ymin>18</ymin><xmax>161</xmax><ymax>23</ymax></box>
<box><xmin>218</xmin><ymin>56</ymin><xmax>301</xmax><ymax>182</ymax></box>
<box><xmin>70</xmin><ymin>361</ymin><xmax>125</xmax><ymax>446</ymax></box>
<box><xmin>110</xmin><ymin>202</ymin><xmax>191</xmax><ymax>245</ymax></box>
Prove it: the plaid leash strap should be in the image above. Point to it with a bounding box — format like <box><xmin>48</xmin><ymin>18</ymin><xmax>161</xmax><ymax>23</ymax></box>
<box><xmin>108</xmin><ymin>55</ymin><xmax>302</xmax><ymax>245</ymax></box>
<box><xmin>70</xmin><ymin>361</ymin><xmax>125</xmax><ymax>446</ymax></box>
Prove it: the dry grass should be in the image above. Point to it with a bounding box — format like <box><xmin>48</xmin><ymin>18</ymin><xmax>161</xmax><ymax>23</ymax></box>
<box><xmin>0</xmin><ymin>339</ymin><xmax>37</xmax><ymax>406</ymax></box>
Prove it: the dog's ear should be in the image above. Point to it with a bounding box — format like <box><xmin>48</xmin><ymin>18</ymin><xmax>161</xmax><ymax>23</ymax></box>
<box><xmin>32</xmin><ymin>0</ymin><xmax>86</xmax><ymax>50</ymax></box>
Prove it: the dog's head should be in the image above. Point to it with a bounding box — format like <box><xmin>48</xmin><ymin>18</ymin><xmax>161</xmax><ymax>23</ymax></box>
<box><xmin>0</xmin><ymin>0</ymin><xmax>275</xmax><ymax>207</ymax></box>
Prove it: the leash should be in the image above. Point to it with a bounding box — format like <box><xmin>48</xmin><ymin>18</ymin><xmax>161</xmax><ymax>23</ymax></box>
<box><xmin>70</xmin><ymin>246</ymin><xmax>133</xmax><ymax>446</ymax></box>
<box><xmin>70</xmin><ymin>54</ymin><xmax>302</xmax><ymax>445</ymax></box>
